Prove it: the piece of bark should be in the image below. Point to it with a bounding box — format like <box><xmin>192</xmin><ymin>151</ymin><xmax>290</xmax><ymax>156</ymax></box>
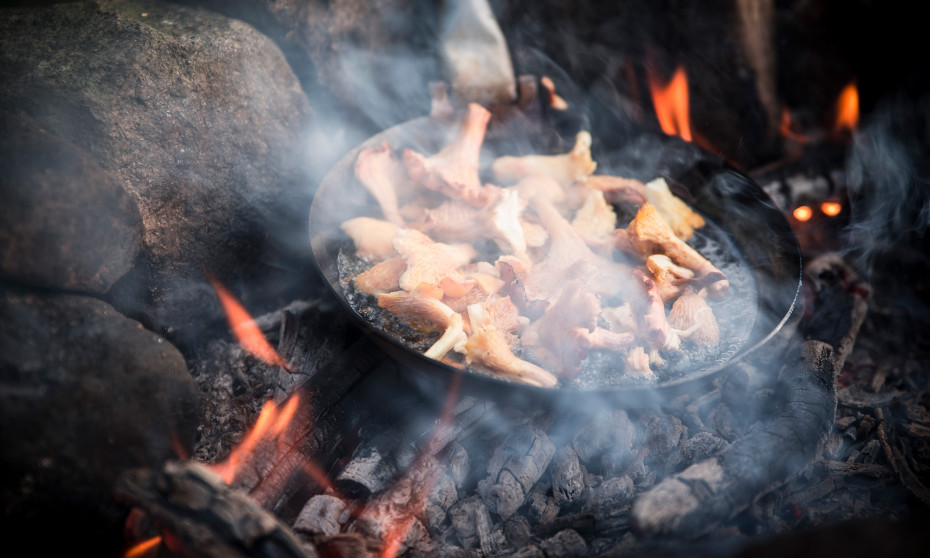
<box><xmin>116</xmin><ymin>461</ymin><xmax>314</xmax><ymax>558</ymax></box>
<box><xmin>478</xmin><ymin>424</ymin><xmax>556</xmax><ymax>519</ymax></box>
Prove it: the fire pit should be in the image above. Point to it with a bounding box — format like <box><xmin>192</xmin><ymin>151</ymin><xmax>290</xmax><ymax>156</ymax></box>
<box><xmin>2</xmin><ymin>1</ymin><xmax>929</xmax><ymax>557</ymax></box>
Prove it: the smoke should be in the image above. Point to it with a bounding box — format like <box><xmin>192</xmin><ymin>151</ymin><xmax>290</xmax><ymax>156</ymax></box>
<box><xmin>843</xmin><ymin>88</ymin><xmax>930</xmax><ymax>274</ymax></box>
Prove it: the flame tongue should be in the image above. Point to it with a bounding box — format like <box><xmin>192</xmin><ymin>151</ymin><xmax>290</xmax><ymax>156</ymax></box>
<box><xmin>834</xmin><ymin>82</ymin><xmax>859</xmax><ymax>135</ymax></box>
<box><xmin>648</xmin><ymin>64</ymin><xmax>692</xmax><ymax>142</ymax></box>
<box><xmin>208</xmin><ymin>275</ymin><xmax>290</xmax><ymax>370</ymax></box>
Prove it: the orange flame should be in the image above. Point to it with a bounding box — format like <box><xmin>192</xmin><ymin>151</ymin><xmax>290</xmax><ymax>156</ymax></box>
<box><xmin>834</xmin><ymin>82</ymin><xmax>859</xmax><ymax>135</ymax></box>
<box><xmin>821</xmin><ymin>201</ymin><xmax>843</xmax><ymax>217</ymax></box>
<box><xmin>208</xmin><ymin>275</ymin><xmax>290</xmax><ymax>370</ymax></box>
<box><xmin>122</xmin><ymin>535</ymin><xmax>162</xmax><ymax>558</ymax></box>
<box><xmin>779</xmin><ymin>107</ymin><xmax>810</xmax><ymax>144</ymax></box>
<box><xmin>648</xmin><ymin>64</ymin><xmax>692</xmax><ymax>142</ymax></box>
<box><xmin>210</xmin><ymin>395</ymin><xmax>299</xmax><ymax>484</ymax></box>
<box><xmin>793</xmin><ymin>205</ymin><xmax>813</xmax><ymax>222</ymax></box>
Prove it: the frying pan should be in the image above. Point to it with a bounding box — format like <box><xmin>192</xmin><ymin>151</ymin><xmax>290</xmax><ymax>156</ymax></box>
<box><xmin>308</xmin><ymin>109</ymin><xmax>803</xmax><ymax>409</ymax></box>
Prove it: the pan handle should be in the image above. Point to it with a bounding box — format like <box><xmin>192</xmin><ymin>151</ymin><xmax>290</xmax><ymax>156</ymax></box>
<box><xmin>439</xmin><ymin>0</ymin><xmax>517</xmax><ymax>107</ymax></box>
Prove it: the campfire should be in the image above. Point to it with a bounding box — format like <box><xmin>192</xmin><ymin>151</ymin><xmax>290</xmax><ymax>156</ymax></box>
<box><xmin>2</xmin><ymin>1</ymin><xmax>929</xmax><ymax>557</ymax></box>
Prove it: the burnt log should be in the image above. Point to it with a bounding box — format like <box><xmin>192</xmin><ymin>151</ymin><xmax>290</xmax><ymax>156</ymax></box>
<box><xmin>115</xmin><ymin>460</ymin><xmax>315</xmax><ymax>558</ymax></box>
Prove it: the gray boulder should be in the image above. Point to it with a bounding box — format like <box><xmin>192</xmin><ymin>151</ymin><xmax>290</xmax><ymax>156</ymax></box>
<box><xmin>0</xmin><ymin>0</ymin><xmax>315</xmax><ymax>342</ymax></box>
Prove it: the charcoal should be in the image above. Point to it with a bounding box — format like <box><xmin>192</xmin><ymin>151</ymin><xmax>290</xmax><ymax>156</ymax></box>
<box><xmin>525</xmin><ymin>480</ymin><xmax>560</xmax><ymax>525</ymax></box>
<box><xmin>478</xmin><ymin>424</ymin><xmax>555</xmax><ymax>519</ymax></box>
<box><xmin>448</xmin><ymin>442</ymin><xmax>471</xmax><ymax>489</ymax></box>
<box><xmin>425</xmin><ymin>472</ymin><xmax>459</xmax><ymax>532</ymax></box>
<box><xmin>539</xmin><ymin>528</ymin><xmax>588</xmax><ymax>558</ymax></box>
<box><xmin>639</xmin><ymin>408</ymin><xmax>688</xmax><ymax>462</ymax></box>
<box><xmin>707</xmin><ymin>403</ymin><xmax>738</xmax><ymax>442</ymax></box>
<box><xmin>503</xmin><ymin>515</ymin><xmax>534</xmax><ymax>548</ymax></box>
<box><xmin>312</xmin><ymin>533</ymin><xmax>373</xmax><ymax>558</ymax></box>
<box><xmin>550</xmin><ymin>445</ymin><xmax>586</xmax><ymax>507</ymax></box>
<box><xmin>673</xmin><ymin>432</ymin><xmax>729</xmax><ymax>471</ymax></box>
<box><xmin>336</xmin><ymin>427</ymin><xmax>415</xmax><ymax>498</ymax></box>
<box><xmin>571</xmin><ymin>410</ymin><xmax>636</xmax><ymax>465</ymax></box>
<box><xmin>293</xmin><ymin>495</ymin><xmax>350</xmax><ymax>536</ymax></box>
<box><xmin>583</xmin><ymin>476</ymin><xmax>635</xmax><ymax>521</ymax></box>
<box><xmin>510</xmin><ymin>547</ymin><xmax>546</xmax><ymax>558</ymax></box>
<box><xmin>632</xmin><ymin>340</ymin><xmax>842</xmax><ymax>537</ymax></box>
<box><xmin>449</xmin><ymin>495</ymin><xmax>496</xmax><ymax>550</ymax></box>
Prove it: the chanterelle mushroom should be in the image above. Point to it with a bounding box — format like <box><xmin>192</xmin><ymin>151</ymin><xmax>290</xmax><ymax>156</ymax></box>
<box><xmin>354</xmin><ymin>142</ymin><xmax>411</xmax><ymax>226</ymax></box>
<box><xmin>464</xmin><ymin>298</ymin><xmax>557</xmax><ymax>388</ymax></box>
<box><xmin>377</xmin><ymin>290</ymin><xmax>466</xmax><ymax>360</ymax></box>
<box><xmin>615</xmin><ymin>203</ymin><xmax>729</xmax><ymax>298</ymax></box>
<box><xmin>491</xmin><ymin>130</ymin><xmax>597</xmax><ymax>187</ymax></box>
<box><xmin>393</xmin><ymin>229</ymin><xmax>477</xmax><ymax>292</ymax></box>
<box><xmin>403</xmin><ymin>103</ymin><xmax>499</xmax><ymax>208</ymax></box>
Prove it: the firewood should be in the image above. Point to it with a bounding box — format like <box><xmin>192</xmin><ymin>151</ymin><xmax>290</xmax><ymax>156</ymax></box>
<box><xmin>115</xmin><ymin>461</ymin><xmax>313</xmax><ymax>558</ymax></box>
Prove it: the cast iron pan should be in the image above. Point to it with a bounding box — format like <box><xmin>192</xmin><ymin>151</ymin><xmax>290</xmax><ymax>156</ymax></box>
<box><xmin>308</xmin><ymin>112</ymin><xmax>802</xmax><ymax>409</ymax></box>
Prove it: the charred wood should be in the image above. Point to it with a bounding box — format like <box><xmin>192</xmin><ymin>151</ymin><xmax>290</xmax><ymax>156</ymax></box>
<box><xmin>550</xmin><ymin>445</ymin><xmax>586</xmax><ymax>507</ymax></box>
<box><xmin>293</xmin><ymin>495</ymin><xmax>350</xmax><ymax>537</ymax></box>
<box><xmin>115</xmin><ymin>461</ymin><xmax>314</xmax><ymax>558</ymax></box>
<box><xmin>478</xmin><ymin>424</ymin><xmax>556</xmax><ymax>519</ymax></box>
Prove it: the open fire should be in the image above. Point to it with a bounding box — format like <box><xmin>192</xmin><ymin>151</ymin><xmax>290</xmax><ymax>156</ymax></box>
<box><xmin>2</xmin><ymin>1</ymin><xmax>929</xmax><ymax>557</ymax></box>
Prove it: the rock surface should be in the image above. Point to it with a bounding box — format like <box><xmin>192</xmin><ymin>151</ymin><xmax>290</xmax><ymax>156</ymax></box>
<box><xmin>0</xmin><ymin>0</ymin><xmax>315</xmax><ymax>342</ymax></box>
<box><xmin>0</xmin><ymin>111</ymin><xmax>143</xmax><ymax>293</ymax></box>
<box><xmin>0</xmin><ymin>288</ymin><xmax>200</xmax><ymax>554</ymax></box>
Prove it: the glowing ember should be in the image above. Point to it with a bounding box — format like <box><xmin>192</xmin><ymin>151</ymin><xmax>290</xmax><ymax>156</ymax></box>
<box><xmin>208</xmin><ymin>275</ymin><xmax>291</xmax><ymax>370</ymax></box>
<box><xmin>821</xmin><ymin>201</ymin><xmax>843</xmax><ymax>217</ymax></box>
<box><xmin>834</xmin><ymin>82</ymin><xmax>859</xmax><ymax>134</ymax></box>
<box><xmin>122</xmin><ymin>535</ymin><xmax>161</xmax><ymax>558</ymax></box>
<box><xmin>648</xmin><ymin>63</ymin><xmax>692</xmax><ymax>142</ymax></box>
<box><xmin>793</xmin><ymin>205</ymin><xmax>813</xmax><ymax>222</ymax></box>
<box><xmin>779</xmin><ymin>107</ymin><xmax>810</xmax><ymax>144</ymax></box>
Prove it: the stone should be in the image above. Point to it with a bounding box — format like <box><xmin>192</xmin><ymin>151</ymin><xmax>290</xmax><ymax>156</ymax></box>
<box><xmin>0</xmin><ymin>110</ymin><xmax>143</xmax><ymax>293</ymax></box>
<box><xmin>0</xmin><ymin>1</ymin><xmax>315</xmax><ymax>344</ymax></box>
<box><xmin>0</xmin><ymin>288</ymin><xmax>200</xmax><ymax>555</ymax></box>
